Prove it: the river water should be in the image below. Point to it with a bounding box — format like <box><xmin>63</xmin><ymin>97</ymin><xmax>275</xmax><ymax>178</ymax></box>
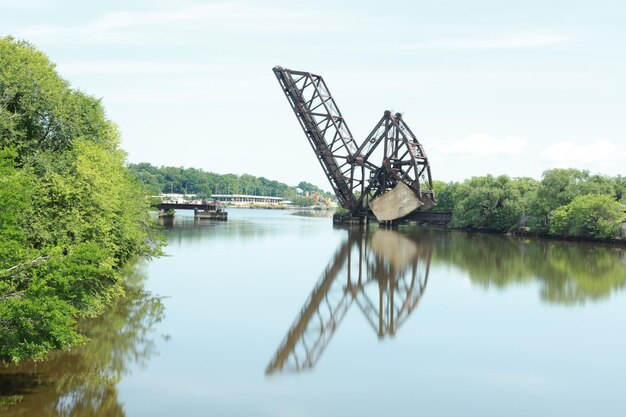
<box><xmin>1</xmin><ymin>209</ymin><xmax>626</xmax><ymax>416</ymax></box>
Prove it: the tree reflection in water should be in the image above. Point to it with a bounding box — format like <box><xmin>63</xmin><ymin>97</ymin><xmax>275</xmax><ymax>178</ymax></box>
<box><xmin>266</xmin><ymin>227</ymin><xmax>433</xmax><ymax>374</ymax></box>
<box><xmin>420</xmin><ymin>228</ymin><xmax>626</xmax><ymax>304</ymax></box>
<box><xmin>267</xmin><ymin>226</ymin><xmax>626</xmax><ymax>375</ymax></box>
<box><xmin>0</xmin><ymin>263</ymin><xmax>166</xmax><ymax>417</ymax></box>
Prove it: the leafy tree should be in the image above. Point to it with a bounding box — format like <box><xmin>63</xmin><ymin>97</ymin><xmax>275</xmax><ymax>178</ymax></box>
<box><xmin>0</xmin><ymin>296</ymin><xmax>84</xmax><ymax>362</ymax></box>
<box><xmin>0</xmin><ymin>37</ymin><xmax>163</xmax><ymax>362</ymax></box>
<box><xmin>431</xmin><ymin>180</ymin><xmax>458</xmax><ymax>213</ymax></box>
<box><xmin>450</xmin><ymin>175</ymin><xmax>537</xmax><ymax>232</ymax></box>
<box><xmin>577</xmin><ymin>174</ymin><xmax>616</xmax><ymax>197</ymax></box>
<box><xmin>549</xmin><ymin>194</ymin><xmax>624</xmax><ymax>239</ymax></box>
<box><xmin>0</xmin><ymin>149</ymin><xmax>35</xmax><ymax>267</ymax></box>
<box><xmin>526</xmin><ymin>169</ymin><xmax>625</xmax><ymax>235</ymax></box>
<box><xmin>530</xmin><ymin>168</ymin><xmax>598</xmax><ymax>224</ymax></box>
<box><xmin>613</xmin><ymin>175</ymin><xmax>626</xmax><ymax>203</ymax></box>
<box><xmin>0</xmin><ymin>37</ymin><xmax>115</xmax><ymax>156</ymax></box>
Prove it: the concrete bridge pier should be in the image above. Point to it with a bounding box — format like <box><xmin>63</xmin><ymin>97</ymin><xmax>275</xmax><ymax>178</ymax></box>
<box><xmin>378</xmin><ymin>219</ymin><xmax>398</xmax><ymax>229</ymax></box>
<box><xmin>158</xmin><ymin>208</ymin><xmax>174</xmax><ymax>218</ymax></box>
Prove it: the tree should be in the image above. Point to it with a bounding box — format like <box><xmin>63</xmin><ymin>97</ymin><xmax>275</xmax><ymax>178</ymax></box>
<box><xmin>126</xmin><ymin>162</ymin><xmax>334</xmax><ymax>201</ymax></box>
<box><xmin>0</xmin><ymin>37</ymin><xmax>163</xmax><ymax>362</ymax></box>
<box><xmin>0</xmin><ymin>149</ymin><xmax>34</xmax><ymax>267</ymax></box>
<box><xmin>450</xmin><ymin>175</ymin><xmax>537</xmax><ymax>232</ymax></box>
<box><xmin>549</xmin><ymin>194</ymin><xmax>624</xmax><ymax>239</ymax></box>
<box><xmin>530</xmin><ymin>168</ymin><xmax>592</xmax><ymax>224</ymax></box>
<box><xmin>431</xmin><ymin>180</ymin><xmax>458</xmax><ymax>213</ymax></box>
<box><xmin>612</xmin><ymin>175</ymin><xmax>626</xmax><ymax>203</ymax></box>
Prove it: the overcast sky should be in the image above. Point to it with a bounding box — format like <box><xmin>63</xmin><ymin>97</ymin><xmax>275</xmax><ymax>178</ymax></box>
<box><xmin>2</xmin><ymin>0</ymin><xmax>624</xmax><ymax>189</ymax></box>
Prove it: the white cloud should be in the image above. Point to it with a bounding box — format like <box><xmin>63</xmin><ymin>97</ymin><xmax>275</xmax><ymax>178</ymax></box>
<box><xmin>416</xmin><ymin>34</ymin><xmax>572</xmax><ymax>50</ymax></box>
<box><xmin>0</xmin><ymin>0</ymin><xmax>50</xmax><ymax>10</ymax></box>
<box><xmin>358</xmin><ymin>34</ymin><xmax>572</xmax><ymax>52</ymax></box>
<box><xmin>540</xmin><ymin>140</ymin><xmax>625</xmax><ymax>163</ymax></box>
<box><xmin>104</xmin><ymin>90</ymin><xmax>207</xmax><ymax>104</ymax></box>
<box><xmin>57</xmin><ymin>61</ymin><xmax>217</xmax><ymax>75</ymax></box>
<box><xmin>441</xmin><ymin>133</ymin><xmax>527</xmax><ymax>157</ymax></box>
<box><xmin>18</xmin><ymin>2</ymin><xmax>324</xmax><ymax>43</ymax></box>
<box><xmin>16</xmin><ymin>1</ymin><xmax>571</xmax><ymax>53</ymax></box>
<box><xmin>22</xmin><ymin>3</ymin><xmax>246</xmax><ymax>36</ymax></box>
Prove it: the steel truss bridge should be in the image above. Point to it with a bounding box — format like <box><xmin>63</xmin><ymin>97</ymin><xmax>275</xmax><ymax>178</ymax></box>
<box><xmin>273</xmin><ymin>66</ymin><xmax>436</xmax><ymax>221</ymax></box>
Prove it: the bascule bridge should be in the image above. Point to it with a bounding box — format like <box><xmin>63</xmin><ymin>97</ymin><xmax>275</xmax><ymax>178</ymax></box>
<box><xmin>273</xmin><ymin>66</ymin><xmax>436</xmax><ymax>222</ymax></box>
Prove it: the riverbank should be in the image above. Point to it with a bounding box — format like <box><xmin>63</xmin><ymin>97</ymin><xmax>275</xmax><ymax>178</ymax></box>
<box><xmin>403</xmin><ymin>219</ymin><xmax>626</xmax><ymax>245</ymax></box>
<box><xmin>0</xmin><ymin>38</ymin><xmax>163</xmax><ymax>363</ymax></box>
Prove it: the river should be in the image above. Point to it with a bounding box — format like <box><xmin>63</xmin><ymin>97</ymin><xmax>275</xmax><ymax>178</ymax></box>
<box><xmin>1</xmin><ymin>209</ymin><xmax>626</xmax><ymax>416</ymax></box>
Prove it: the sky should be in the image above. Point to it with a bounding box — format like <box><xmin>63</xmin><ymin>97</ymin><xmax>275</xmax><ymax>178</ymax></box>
<box><xmin>1</xmin><ymin>0</ymin><xmax>625</xmax><ymax>189</ymax></box>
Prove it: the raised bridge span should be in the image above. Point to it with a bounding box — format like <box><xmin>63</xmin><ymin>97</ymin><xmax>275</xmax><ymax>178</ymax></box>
<box><xmin>273</xmin><ymin>66</ymin><xmax>436</xmax><ymax>223</ymax></box>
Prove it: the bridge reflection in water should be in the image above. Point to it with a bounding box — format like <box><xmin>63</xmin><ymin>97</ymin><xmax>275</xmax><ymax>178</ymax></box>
<box><xmin>266</xmin><ymin>228</ymin><xmax>433</xmax><ymax>375</ymax></box>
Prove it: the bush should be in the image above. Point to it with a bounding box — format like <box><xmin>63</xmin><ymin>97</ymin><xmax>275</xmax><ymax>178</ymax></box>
<box><xmin>549</xmin><ymin>194</ymin><xmax>624</xmax><ymax>239</ymax></box>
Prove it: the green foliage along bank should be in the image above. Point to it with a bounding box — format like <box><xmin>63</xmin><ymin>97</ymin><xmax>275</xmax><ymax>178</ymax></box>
<box><xmin>128</xmin><ymin>162</ymin><xmax>334</xmax><ymax>201</ymax></box>
<box><xmin>0</xmin><ymin>37</ymin><xmax>162</xmax><ymax>362</ymax></box>
<box><xmin>432</xmin><ymin>169</ymin><xmax>625</xmax><ymax>239</ymax></box>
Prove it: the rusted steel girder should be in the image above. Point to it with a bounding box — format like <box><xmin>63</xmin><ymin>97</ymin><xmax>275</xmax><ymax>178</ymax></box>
<box><xmin>273</xmin><ymin>66</ymin><xmax>370</xmax><ymax>210</ymax></box>
<box><xmin>355</xmin><ymin>111</ymin><xmax>436</xmax><ymax>212</ymax></box>
<box><xmin>273</xmin><ymin>66</ymin><xmax>435</xmax><ymax>219</ymax></box>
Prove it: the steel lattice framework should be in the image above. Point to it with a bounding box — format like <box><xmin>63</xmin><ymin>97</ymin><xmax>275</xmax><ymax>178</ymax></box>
<box><xmin>273</xmin><ymin>66</ymin><xmax>435</xmax><ymax>218</ymax></box>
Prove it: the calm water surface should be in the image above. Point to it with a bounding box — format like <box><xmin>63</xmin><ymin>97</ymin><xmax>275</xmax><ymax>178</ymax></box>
<box><xmin>2</xmin><ymin>209</ymin><xmax>626</xmax><ymax>416</ymax></box>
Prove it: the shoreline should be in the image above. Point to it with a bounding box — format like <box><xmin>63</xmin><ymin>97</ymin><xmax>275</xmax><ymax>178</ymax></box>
<box><xmin>400</xmin><ymin>222</ymin><xmax>626</xmax><ymax>246</ymax></box>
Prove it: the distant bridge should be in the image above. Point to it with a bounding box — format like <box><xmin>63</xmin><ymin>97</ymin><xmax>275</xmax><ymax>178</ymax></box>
<box><xmin>155</xmin><ymin>201</ymin><xmax>227</xmax><ymax>220</ymax></box>
<box><xmin>156</xmin><ymin>202</ymin><xmax>213</xmax><ymax>211</ymax></box>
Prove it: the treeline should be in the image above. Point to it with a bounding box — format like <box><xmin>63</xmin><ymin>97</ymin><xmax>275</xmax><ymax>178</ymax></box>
<box><xmin>432</xmin><ymin>169</ymin><xmax>626</xmax><ymax>239</ymax></box>
<box><xmin>128</xmin><ymin>162</ymin><xmax>334</xmax><ymax>201</ymax></box>
<box><xmin>0</xmin><ymin>37</ymin><xmax>161</xmax><ymax>362</ymax></box>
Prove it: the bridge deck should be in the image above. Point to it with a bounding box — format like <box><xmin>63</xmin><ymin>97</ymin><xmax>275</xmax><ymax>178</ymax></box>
<box><xmin>156</xmin><ymin>203</ymin><xmax>211</xmax><ymax>211</ymax></box>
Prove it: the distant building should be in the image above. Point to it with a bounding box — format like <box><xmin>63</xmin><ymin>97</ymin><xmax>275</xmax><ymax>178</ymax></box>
<box><xmin>160</xmin><ymin>193</ymin><xmax>191</xmax><ymax>203</ymax></box>
<box><xmin>211</xmin><ymin>194</ymin><xmax>284</xmax><ymax>205</ymax></box>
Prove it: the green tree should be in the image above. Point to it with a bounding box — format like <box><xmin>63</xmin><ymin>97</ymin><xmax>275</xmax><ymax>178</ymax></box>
<box><xmin>0</xmin><ymin>37</ymin><xmax>163</xmax><ymax>362</ymax></box>
<box><xmin>126</xmin><ymin>162</ymin><xmax>335</xmax><ymax>201</ymax></box>
<box><xmin>431</xmin><ymin>180</ymin><xmax>457</xmax><ymax>213</ymax></box>
<box><xmin>549</xmin><ymin>194</ymin><xmax>624</xmax><ymax>239</ymax></box>
<box><xmin>529</xmin><ymin>168</ymin><xmax>594</xmax><ymax>225</ymax></box>
<box><xmin>0</xmin><ymin>149</ymin><xmax>35</xmax><ymax>268</ymax></box>
<box><xmin>0</xmin><ymin>38</ymin><xmax>115</xmax><ymax>156</ymax></box>
<box><xmin>450</xmin><ymin>175</ymin><xmax>537</xmax><ymax>232</ymax></box>
<box><xmin>612</xmin><ymin>175</ymin><xmax>626</xmax><ymax>203</ymax></box>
